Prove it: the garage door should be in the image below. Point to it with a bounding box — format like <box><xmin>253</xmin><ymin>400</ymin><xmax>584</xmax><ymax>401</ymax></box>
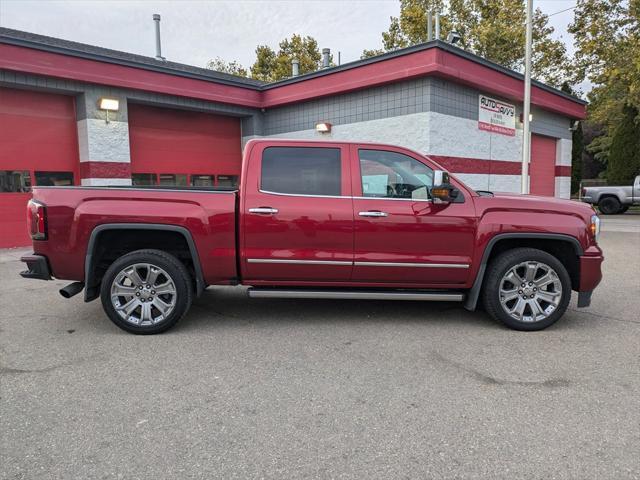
<box><xmin>128</xmin><ymin>104</ymin><xmax>242</xmax><ymax>188</ymax></box>
<box><xmin>530</xmin><ymin>135</ymin><xmax>557</xmax><ymax>196</ymax></box>
<box><xmin>0</xmin><ymin>87</ymin><xmax>79</xmax><ymax>248</ymax></box>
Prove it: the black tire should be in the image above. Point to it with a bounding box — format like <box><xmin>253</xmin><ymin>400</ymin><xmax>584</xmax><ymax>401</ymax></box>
<box><xmin>482</xmin><ymin>247</ymin><xmax>571</xmax><ymax>331</ymax></box>
<box><xmin>619</xmin><ymin>205</ymin><xmax>629</xmax><ymax>214</ymax></box>
<box><xmin>598</xmin><ymin>196</ymin><xmax>622</xmax><ymax>215</ymax></box>
<box><xmin>100</xmin><ymin>249</ymin><xmax>193</xmax><ymax>334</ymax></box>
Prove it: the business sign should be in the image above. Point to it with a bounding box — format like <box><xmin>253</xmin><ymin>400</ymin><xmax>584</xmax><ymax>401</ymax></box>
<box><xmin>478</xmin><ymin>94</ymin><xmax>516</xmax><ymax>136</ymax></box>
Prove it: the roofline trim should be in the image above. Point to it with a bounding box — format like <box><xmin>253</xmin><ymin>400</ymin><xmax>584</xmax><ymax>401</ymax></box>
<box><xmin>264</xmin><ymin>40</ymin><xmax>586</xmax><ymax>105</ymax></box>
<box><xmin>0</xmin><ymin>34</ymin><xmax>264</xmax><ymax>90</ymax></box>
<box><xmin>0</xmin><ymin>28</ymin><xmax>586</xmax><ymax>106</ymax></box>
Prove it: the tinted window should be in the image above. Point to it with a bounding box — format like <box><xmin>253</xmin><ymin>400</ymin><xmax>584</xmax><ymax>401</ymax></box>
<box><xmin>217</xmin><ymin>175</ymin><xmax>238</xmax><ymax>187</ymax></box>
<box><xmin>132</xmin><ymin>173</ymin><xmax>156</xmax><ymax>186</ymax></box>
<box><xmin>262</xmin><ymin>147</ymin><xmax>341</xmax><ymax>196</ymax></box>
<box><xmin>35</xmin><ymin>171</ymin><xmax>74</xmax><ymax>187</ymax></box>
<box><xmin>0</xmin><ymin>171</ymin><xmax>31</xmax><ymax>192</ymax></box>
<box><xmin>359</xmin><ymin>149</ymin><xmax>433</xmax><ymax>199</ymax></box>
<box><xmin>159</xmin><ymin>174</ymin><xmax>187</xmax><ymax>186</ymax></box>
<box><xmin>191</xmin><ymin>175</ymin><xmax>214</xmax><ymax>187</ymax></box>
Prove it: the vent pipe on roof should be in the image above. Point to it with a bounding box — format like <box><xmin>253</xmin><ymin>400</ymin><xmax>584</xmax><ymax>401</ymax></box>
<box><xmin>435</xmin><ymin>13</ymin><xmax>441</xmax><ymax>40</ymax></box>
<box><xmin>427</xmin><ymin>11</ymin><xmax>433</xmax><ymax>41</ymax></box>
<box><xmin>153</xmin><ymin>14</ymin><xmax>165</xmax><ymax>61</ymax></box>
<box><xmin>322</xmin><ymin>48</ymin><xmax>331</xmax><ymax>69</ymax></box>
<box><xmin>292</xmin><ymin>58</ymin><xmax>300</xmax><ymax>77</ymax></box>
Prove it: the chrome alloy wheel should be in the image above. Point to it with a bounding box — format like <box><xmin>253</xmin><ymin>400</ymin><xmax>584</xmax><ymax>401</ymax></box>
<box><xmin>110</xmin><ymin>263</ymin><xmax>177</xmax><ymax>326</ymax></box>
<box><xmin>498</xmin><ymin>261</ymin><xmax>563</xmax><ymax>323</ymax></box>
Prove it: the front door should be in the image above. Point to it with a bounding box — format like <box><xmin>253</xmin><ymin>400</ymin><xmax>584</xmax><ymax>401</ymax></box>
<box><xmin>241</xmin><ymin>143</ymin><xmax>354</xmax><ymax>283</ymax></box>
<box><xmin>350</xmin><ymin>145</ymin><xmax>476</xmax><ymax>286</ymax></box>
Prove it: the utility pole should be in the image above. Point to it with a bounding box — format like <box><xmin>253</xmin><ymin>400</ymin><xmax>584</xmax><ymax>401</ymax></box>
<box><xmin>521</xmin><ymin>0</ymin><xmax>533</xmax><ymax>194</ymax></box>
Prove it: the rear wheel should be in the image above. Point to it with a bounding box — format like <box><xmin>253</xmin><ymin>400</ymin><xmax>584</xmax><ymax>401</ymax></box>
<box><xmin>100</xmin><ymin>249</ymin><xmax>192</xmax><ymax>334</ymax></box>
<box><xmin>482</xmin><ymin>248</ymin><xmax>571</xmax><ymax>331</ymax></box>
<box><xmin>598</xmin><ymin>196</ymin><xmax>622</xmax><ymax>215</ymax></box>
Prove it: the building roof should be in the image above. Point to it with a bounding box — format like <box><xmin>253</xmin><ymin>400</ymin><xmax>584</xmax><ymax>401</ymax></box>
<box><xmin>0</xmin><ymin>27</ymin><xmax>265</xmax><ymax>88</ymax></box>
<box><xmin>0</xmin><ymin>26</ymin><xmax>585</xmax><ymax>106</ymax></box>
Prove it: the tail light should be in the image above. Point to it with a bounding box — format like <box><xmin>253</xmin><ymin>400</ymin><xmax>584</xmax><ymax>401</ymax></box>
<box><xmin>27</xmin><ymin>199</ymin><xmax>47</xmax><ymax>240</ymax></box>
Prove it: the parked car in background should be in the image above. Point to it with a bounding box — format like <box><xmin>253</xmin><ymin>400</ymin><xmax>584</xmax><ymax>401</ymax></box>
<box><xmin>20</xmin><ymin>140</ymin><xmax>604</xmax><ymax>334</ymax></box>
<box><xmin>581</xmin><ymin>175</ymin><xmax>640</xmax><ymax>214</ymax></box>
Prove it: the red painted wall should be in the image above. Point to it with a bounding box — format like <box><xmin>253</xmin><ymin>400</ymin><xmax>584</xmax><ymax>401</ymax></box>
<box><xmin>530</xmin><ymin>135</ymin><xmax>557</xmax><ymax>196</ymax></box>
<box><xmin>128</xmin><ymin>104</ymin><xmax>242</xmax><ymax>180</ymax></box>
<box><xmin>0</xmin><ymin>87</ymin><xmax>79</xmax><ymax>248</ymax></box>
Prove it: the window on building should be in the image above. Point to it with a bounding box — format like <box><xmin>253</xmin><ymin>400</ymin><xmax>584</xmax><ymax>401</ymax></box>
<box><xmin>359</xmin><ymin>149</ymin><xmax>433</xmax><ymax>200</ymax></box>
<box><xmin>159</xmin><ymin>174</ymin><xmax>188</xmax><ymax>186</ymax></box>
<box><xmin>132</xmin><ymin>173</ymin><xmax>157</xmax><ymax>186</ymax></box>
<box><xmin>0</xmin><ymin>171</ymin><xmax>31</xmax><ymax>193</ymax></box>
<box><xmin>261</xmin><ymin>147</ymin><xmax>341</xmax><ymax>196</ymax></box>
<box><xmin>34</xmin><ymin>171</ymin><xmax>74</xmax><ymax>187</ymax></box>
<box><xmin>216</xmin><ymin>175</ymin><xmax>238</xmax><ymax>188</ymax></box>
<box><xmin>191</xmin><ymin>175</ymin><xmax>215</xmax><ymax>187</ymax></box>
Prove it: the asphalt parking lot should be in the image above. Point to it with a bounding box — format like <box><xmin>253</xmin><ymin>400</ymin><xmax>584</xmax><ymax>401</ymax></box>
<box><xmin>1</xmin><ymin>214</ymin><xmax>639</xmax><ymax>479</ymax></box>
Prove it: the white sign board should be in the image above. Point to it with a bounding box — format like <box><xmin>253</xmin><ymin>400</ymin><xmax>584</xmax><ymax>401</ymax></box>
<box><xmin>478</xmin><ymin>95</ymin><xmax>516</xmax><ymax>136</ymax></box>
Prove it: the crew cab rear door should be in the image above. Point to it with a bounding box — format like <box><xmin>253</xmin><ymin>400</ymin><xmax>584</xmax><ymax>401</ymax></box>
<box><xmin>350</xmin><ymin>144</ymin><xmax>475</xmax><ymax>286</ymax></box>
<box><xmin>240</xmin><ymin>142</ymin><xmax>353</xmax><ymax>282</ymax></box>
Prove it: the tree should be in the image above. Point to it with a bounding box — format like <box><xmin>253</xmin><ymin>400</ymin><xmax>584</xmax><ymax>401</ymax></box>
<box><xmin>569</xmin><ymin>0</ymin><xmax>639</xmax><ymax>179</ymax></box>
<box><xmin>206</xmin><ymin>57</ymin><xmax>248</xmax><ymax>77</ymax></box>
<box><xmin>250</xmin><ymin>34</ymin><xmax>325</xmax><ymax>82</ymax></box>
<box><xmin>606</xmin><ymin>105</ymin><xmax>640</xmax><ymax>184</ymax></box>
<box><xmin>367</xmin><ymin>0</ymin><xmax>570</xmax><ymax>86</ymax></box>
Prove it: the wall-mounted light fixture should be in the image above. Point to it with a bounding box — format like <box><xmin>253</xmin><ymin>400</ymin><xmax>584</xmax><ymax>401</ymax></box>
<box><xmin>519</xmin><ymin>112</ymin><xmax>533</xmax><ymax>124</ymax></box>
<box><xmin>98</xmin><ymin>98</ymin><xmax>119</xmax><ymax>124</ymax></box>
<box><xmin>315</xmin><ymin>122</ymin><xmax>332</xmax><ymax>133</ymax></box>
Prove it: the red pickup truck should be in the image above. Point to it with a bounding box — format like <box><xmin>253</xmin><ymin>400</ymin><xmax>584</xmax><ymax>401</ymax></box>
<box><xmin>20</xmin><ymin>139</ymin><xmax>604</xmax><ymax>334</ymax></box>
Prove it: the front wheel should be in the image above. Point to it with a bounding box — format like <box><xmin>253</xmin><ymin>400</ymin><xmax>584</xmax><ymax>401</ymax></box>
<box><xmin>482</xmin><ymin>248</ymin><xmax>571</xmax><ymax>331</ymax></box>
<box><xmin>100</xmin><ymin>249</ymin><xmax>193</xmax><ymax>334</ymax></box>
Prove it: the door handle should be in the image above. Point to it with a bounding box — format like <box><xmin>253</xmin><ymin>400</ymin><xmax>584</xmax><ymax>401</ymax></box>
<box><xmin>249</xmin><ymin>207</ymin><xmax>279</xmax><ymax>215</ymax></box>
<box><xmin>359</xmin><ymin>210</ymin><xmax>388</xmax><ymax>217</ymax></box>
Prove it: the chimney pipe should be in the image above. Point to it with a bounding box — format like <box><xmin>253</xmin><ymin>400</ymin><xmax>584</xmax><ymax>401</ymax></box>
<box><xmin>427</xmin><ymin>11</ymin><xmax>433</xmax><ymax>41</ymax></box>
<box><xmin>153</xmin><ymin>14</ymin><xmax>165</xmax><ymax>61</ymax></box>
<box><xmin>322</xmin><ymin>48</ymin><xmax>330</xmax><ymax>69</ymax></box>
<box><xmin>435</xmin><ymin>13</ymin><xmax>441</xmax><ymax>40</ymax></box>
<box><xmin>292</xmin><ymin>58</ymin><xmax>300</xmax><ymax>77</ymax></box>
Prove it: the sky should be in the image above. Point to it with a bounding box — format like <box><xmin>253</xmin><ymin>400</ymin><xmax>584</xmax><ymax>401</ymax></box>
<box><xmin>0</xmin><ymin>0</ymin><xmax>579</xmax><ymax>72</ymax></box>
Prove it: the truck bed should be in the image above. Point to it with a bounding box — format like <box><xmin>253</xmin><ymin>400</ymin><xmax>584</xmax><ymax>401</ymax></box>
<box><xmin>30</xmin><ymin>186</ymin><xmax>238</xmax><ymax>286</ymax></box>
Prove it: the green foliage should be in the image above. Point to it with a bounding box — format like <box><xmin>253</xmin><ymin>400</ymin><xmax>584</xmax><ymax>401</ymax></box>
<box><xmin>206</xmin><ymin>57</ymin><xmax>248</xmax><ymax>77</ymax></box>
<box><xmin>570</xmin><ymin>0</ymin><xmax>640</xmax><ymax>168</ymax></box>
<box><xmin>372</xmin><ymin>0</ymin><xmax>570</xmax><ymax>86</ymax></box>
<box><xmin>361</xmin><ymin>48</ymin><xmax>385</xmax><ymax>59</ymax></box>
<box><xmin>606</xmin><ymin>105</ymin><xmax>640</xmax><ymax>184</ymax></box>
<box><xmin>250</xmin><ymin>34</ymin><xmax>325</xmax><ymax>82</ymax></box>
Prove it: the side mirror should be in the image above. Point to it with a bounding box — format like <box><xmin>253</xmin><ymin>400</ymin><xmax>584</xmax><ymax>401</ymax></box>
<box><xmin>431</xmin><ymin>170</ymin><xmax>458</xmax><ymax>204</ymax></box>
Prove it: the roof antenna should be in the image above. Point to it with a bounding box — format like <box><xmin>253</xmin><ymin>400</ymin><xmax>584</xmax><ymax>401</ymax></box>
<box><xmin>153</xmin><ymin>14</ymin><xmax>166</xmax><ymax>61</ymax></box>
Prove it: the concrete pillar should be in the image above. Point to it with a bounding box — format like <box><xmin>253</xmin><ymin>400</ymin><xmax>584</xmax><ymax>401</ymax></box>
<box><xmin>75</xmin><ymin>89</ymin><xmax>132</xmax><ymax>186</ymax></box>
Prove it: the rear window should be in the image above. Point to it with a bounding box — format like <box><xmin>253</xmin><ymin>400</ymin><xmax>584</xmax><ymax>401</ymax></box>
<box><xmin>261</xmin><ymin>147</ymin><xmax>341</xmax><ymax>196</ymax></box>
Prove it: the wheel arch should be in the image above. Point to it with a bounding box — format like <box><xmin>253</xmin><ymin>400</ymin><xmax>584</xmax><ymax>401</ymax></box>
<box><xmin>84</xmin><ymin>224</ymin><xmax>205</xmax><ymax>302</ymax></box>
<box><xmin>464</xmin><ymin>233</ymin><xmax>583</xmax><ymax>311</ymax></box>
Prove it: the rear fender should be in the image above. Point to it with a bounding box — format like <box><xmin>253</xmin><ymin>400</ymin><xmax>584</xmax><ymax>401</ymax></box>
<box><xmin>84</xmin><ymin>223</ymin><xmax>205</xmax><ymax>301</ymax></box>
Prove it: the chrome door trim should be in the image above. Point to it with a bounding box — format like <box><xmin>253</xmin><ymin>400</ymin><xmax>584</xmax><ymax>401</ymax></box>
<box><xmin>258</xmin><ymin>189</ymin><xmax>433</xmax><ymax>202</ymax></box>
<box><xmin>247</xmin><ymin>258</ymin><xmax>353</xmax><ymax>266</ymax></box>
<box><xmin>354</xmin><ymin>261</ymin><xmax>470</xmax><ymax>269</ymax></box>
<box><xmin>259</xmin><ymin>189</ymin><xmax>347</xmax><ymax>199</ymax></box>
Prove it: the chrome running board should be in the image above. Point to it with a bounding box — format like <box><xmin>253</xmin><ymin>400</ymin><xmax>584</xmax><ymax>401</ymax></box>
<box><xmin>247</xmin><ymin>289</ymin><xmax>465</xmax><ymax>302</ymax></box>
